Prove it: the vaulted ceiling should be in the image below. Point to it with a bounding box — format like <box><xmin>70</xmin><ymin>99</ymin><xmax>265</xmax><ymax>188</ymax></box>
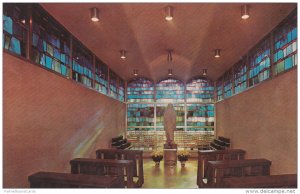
<box><xmin>41</xmin><ymin>3</ymin><xmax>296</xmax><ymax>82</ymax></box>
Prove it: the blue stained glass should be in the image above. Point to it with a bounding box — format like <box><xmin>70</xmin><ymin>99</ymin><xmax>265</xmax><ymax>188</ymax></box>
<box><xmin>274</xmin><ymin>52</ymin><xmax>278</xmax><ymax>62</ymax></box>
<box><xmin>292</xmin><ymin>28</ymin><xmax>297</xmax><ymax>40</ymax></box>
<box><xmin>275</xmin><ymin>41</ymin><xmax>280</xmax><ymax>50</ymax></box>
<box><xmin>61</xmin><ymin>54</ymin><xmax>65</xmax><ymax>63</ymax></box>
<box><xmin>287</xmin><ymin>45</ymin><xmax>292</xmax><ymax>55</ymax></box>
<box><xmin>3</xmin><ymin>15</ymin><xmax>13</xmax><ymax>34</ymax></box>
<box><xmin>40</xmin><ymin>54</ymin><xmax>46</xmax><ymax>66</ymax></box>
<box><xmin>45</xmin><ymin>55</ymin><xmax>53</xmax><ymax>69</ymax></box>
<box><xmin>278</xmin><ymin>50</ymin><xmax>284</xmax><ymax>60</ymax></box>
<box><xmin>43</xmin><ymin>41</ymin><xmax>47</xmax><ymax>52</ymax></box>
<box><xmin>64</xmin><ymin>44</ymin><xmax>70</xmax><ymax>54</ymax></box>
<box><xmin>13</xmin><ymin>22</ymin><xmax>22</xmax><ymax>38</ymax></box>
<box><xmin>32</xmin><ymin>33</ymin><xmax>39</xmax><ymax>47</ymax></box>
<box><xmin>287</xmin><ymin>31</ymin><xmax>292</xmax><ymax>43</ymax></box>
<box><xmin>61</xmin><ymin>64</ymin><xmax>67</xmax><ymax>76</ymax></box>
<box><xmin>54</xmin><ymin>48</ymin><xmax>60</xmax><ymax>60</ymax></box>
<box><xmin>285</xmin><ymin>56</ymin><xmax>293</xmax><ymax>69</ymax></box>
<box><xmin>9</xmin><ymin>37</ymin><xmax>21</xmax><ymax>55</ymax></box>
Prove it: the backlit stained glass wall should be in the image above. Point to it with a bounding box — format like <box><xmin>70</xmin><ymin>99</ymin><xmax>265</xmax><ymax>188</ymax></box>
<box><xmin>3</xmin><ymin>4</ymin><xmax>27</xmax><ymax>57</ymax></box>
<box><xmin>95</xmin><ymin>58</ymin><xmax>108</xmax><ymax>95</ymax></box>
<box><xmin>274</xmin><ymin>13</ymin><xmax>297</xmax><ymax>74</ymax></box>
<box><xmin>127</xmin><ymin>77</ymin><xmax>215</xmax><ymax>150</ymax></box>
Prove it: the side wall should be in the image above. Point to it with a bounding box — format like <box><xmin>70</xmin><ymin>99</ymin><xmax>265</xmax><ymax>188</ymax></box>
<box><xmin>216</xmin><ymin>68</ymin><xmax>297</xmax><ymax>174</ymax></box>
<box><xmin>3</xmin><ymin>53</ymin><xmax>126</xmax><ymax>188</ymax></box>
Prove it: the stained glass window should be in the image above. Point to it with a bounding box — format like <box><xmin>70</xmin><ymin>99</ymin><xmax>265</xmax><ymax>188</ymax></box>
<box><xmin>274</xmin><ymin>11</ymin><xmax>297</xmax><ymax>74</ymax></box>
<box><xmin>223</xmin><ymin>70</ymin><xmax>233</xmax><ymax>98</ymax></box>
<box><xmin>127</xmin><ymin>104</ymin><xmax>154</xmax><ymax>127</ymax></box>
<box><xmin>217</xmin><ymin>79</ymin><xmax>223</xmax><ymax>101</ymax></box>
<box><xmin>95</xmin><ymin>58</ymin><xmax>108</xmax><ymax>95</ymax></box>
<box><xmin>249</xmin><ymin>38</ymin><xmax>271</xmax><ymax>87</ymax></box>
<box><xmin>187</xmin><ymin>104</ymin><xmax>214</xmax><ymax>127</ymax></box>
<box><xmin>156</xmin><ymin>104</ymin><xmax>185</xmax><ymax>128</ymax></box>
<box><xmin>109</xmin><ymin>70</ymin><xmax>118</xmax><ymax>99</ymax></box>
<box><xmin>186</xmin><ymin>78</ymin><xmax>214</xmax><ymax>103</ymax></box>
<box><xmin>72</xmin><ymin>41</ymin><xmax>93</xmax><ymax>88</ymax></box>
<box><xmin>118</xmin><ymin>78</ymin><xmax>125</xmax><ymax>102</ymax></box>
<box><xmin>3</xmin><ymin>3</ymin><xmax>27</xmax><ymax>57</ymax></box>
<box><xmin>127</xmin><ymin>77</ymin><xmax>154</xmax><ymax>103</ymax></box>
<box><xmin>233</xmin><ymin>60</ymin><xmax>248</xmax><ymax>94</ymax></box>
<box><xmin>156</xmin><ymin>79</ymin><xmax>185</xmax><ymax>103</ymax></box>
<box><xmin>31</xmin><ymin>5</ymin><xmax>70</xmax><ymax>77</ymax></box>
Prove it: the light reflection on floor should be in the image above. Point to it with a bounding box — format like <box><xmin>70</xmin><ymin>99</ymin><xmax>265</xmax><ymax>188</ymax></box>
<box><xmin>142</xmin><ymin>158</ymin><xmax>198</xmax><ymax>188</ymax></box>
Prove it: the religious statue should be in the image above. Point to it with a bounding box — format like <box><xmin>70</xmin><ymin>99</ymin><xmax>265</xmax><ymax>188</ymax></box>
<box><xmin>163</xmin><ymin>103</ymin><xmax>176</xmax><ymax>146</ymax></box>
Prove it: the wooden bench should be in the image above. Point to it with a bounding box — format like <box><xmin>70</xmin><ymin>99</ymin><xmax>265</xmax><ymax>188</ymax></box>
<box><xmin>207</xmin><ymin>158</ymin><xmax>272</xmax><ymax>188</ymax></box>
<box><xmin>70</xmin><ymin>158</ymin><xmax>135</xmax><ymax>188</ymax></box>
<box><xmin>197</xmin><ymin>149</ymin><xmax>246</xmax><ymax>188</ymax></box>
<box><xmin>222</xmin><ymin>174</ymin><xmax>297</xmax><ymax>188</ymax></box>
<box><xmin>96</xmin><ymin>149</ymin><xmax>144</xmax><ymax>187</ymax></box>
<box><xmin>28</xmin><ymin>171</ymin><xmax>124</xmax><ymax>188</ymax></box>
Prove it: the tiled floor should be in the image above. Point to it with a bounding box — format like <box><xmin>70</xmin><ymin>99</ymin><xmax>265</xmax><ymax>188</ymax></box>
<box><xmin>142</xmin><ymin>158</ymin><xmax>198</xmax><ymax>188</ymax></box>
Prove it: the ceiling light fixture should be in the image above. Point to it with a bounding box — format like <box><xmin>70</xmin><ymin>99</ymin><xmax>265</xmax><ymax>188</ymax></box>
<box><xmin>214</xmin><ymin>49</ymin><xmax>221</xmax><ymax>58</ymax></box>
<box><xmin>168</xmin><ymin>69</ymin><xmax>173</xmax><ymax>76</ymax></box>
<box><xmin>167</xmin><ymin>50</ymin><xmax>173</xmax><ymax>62</ymax></box>
<box><xmin>241</xmin><ymin>5</ymin><xmax>250</xmax><ymax>20</ymax></box>
<box><xmin>133</xmin><ymin>69</ymin><xmax>138</xmax><ymax>76</ymax></box>
<box><xmin>90</xmin><ymin>7</ymin><xmax>99</xmax><ymax>22</ymax></box>
<box><xmin>165</xmin><ymin>6</ymin><xmax>173</xmax><ymax>21</ymax></box>
<box><xmin>120</xmin><ymin>50</ymin><xmax>126</xmax><ymax>60</ymax></box>
<box><xmin>202</xmin><ymin>69</ymin><xmax>207</xmax><ymax>76</ymax></box>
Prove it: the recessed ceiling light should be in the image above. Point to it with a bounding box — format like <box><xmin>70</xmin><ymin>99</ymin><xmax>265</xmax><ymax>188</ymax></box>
<box><xmin>202</xmin><ymin>69</ymin><xmax>207</xmax><ymax>76</ymax></box>
<box><xmin>90</xmin><ymin>7</ymin><xmax>99</xmax><ymax>22</ymax></box>
<box><xmin>168</xmin><ymin>69</ymin><xmax>173</xmax><ymax>76</ymax></box>
<box><xmin>133</xmin><ymin>69</ymin><xmax>138</xmax><ymax>76</ymax></box>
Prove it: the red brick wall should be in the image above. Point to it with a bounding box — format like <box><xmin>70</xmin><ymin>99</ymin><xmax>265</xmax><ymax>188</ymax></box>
<box><xmin>3</xmin><ymin>53</ymin><xmax>126</xmax><ymax>188</ymax></box>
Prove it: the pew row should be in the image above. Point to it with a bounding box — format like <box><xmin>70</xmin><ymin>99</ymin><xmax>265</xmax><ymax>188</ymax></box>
<box><xmin>197</xmin><ymin>149</ymin><xmax>246</xmax><ymax>188</ymax></box>
<box><xmin>28</xmin><ymin>171</ymin><xmax>124</xmax><ymax>188</ymax></box>
<box><xmin>96</xmin><ymin>149</ymin><xmax>144</xmax><ymax>187</ymax></box>
<box><xmin>207</xmin><ymin>158</ymin><xmax>272</xmax><ymax>188</ymax></box>
<box><xmin>222</xmin><ymin>174</ymin><xmax>297</xmax><ymax>188</ymax></box>
<box><xmin>70</xmin><ymin>158</ymin><xmax>135</xmax><ymax>188</ymax></box>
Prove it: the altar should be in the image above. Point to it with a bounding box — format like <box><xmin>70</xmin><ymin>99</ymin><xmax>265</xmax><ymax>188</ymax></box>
<box><xmin>164</xmin><ymin>143</ymin><xmax>177</xmax><ymax>166</ymax></box>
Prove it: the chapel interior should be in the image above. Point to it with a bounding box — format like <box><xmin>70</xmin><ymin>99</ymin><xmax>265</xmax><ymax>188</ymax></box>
<box><xmin>3</xmin><ymin>2</ymin><xmax>297</xmax><ymax>189</ymax></box>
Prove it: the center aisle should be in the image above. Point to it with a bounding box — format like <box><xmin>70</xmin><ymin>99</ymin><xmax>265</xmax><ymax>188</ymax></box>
<box><xmin>142</xmin><ymin>158</ymin><xmax>198</xmax><ymax>188</ymax></box>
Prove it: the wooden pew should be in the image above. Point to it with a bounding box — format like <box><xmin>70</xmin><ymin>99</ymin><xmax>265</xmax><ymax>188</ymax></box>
<box><xmin>70</xmin><ymin>158</ymin><xmax>135</xmax><ymax>188</ymax></box>
<box><xmin>96</xmin><ymin>149</ymin><xmax>144</xmax><ymax>187</ymax></box>
<box><xmin>207</xmin><ymin>158</ymin><xmax>272</xmax><ymax>188</ymax></box>
<box><xmin>197</xmin><ymin>149</ymin><xmax>246</xmax><ymax>188</ymax></box>
<box><xmin>28</xmin><ymin>171</ymin><xmax>124</xmax><ymax>188</ymax></box>
<box><xmin>223</xmin><ymin>174</ymin><xmax>297</xmax><ymax>188</ymax></box>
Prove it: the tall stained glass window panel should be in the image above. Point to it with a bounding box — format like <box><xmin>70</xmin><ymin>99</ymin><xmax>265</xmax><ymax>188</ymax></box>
<box><xmin>274</xmin><ymin>11</ymin><xmax>297</xmax><ymax>74</ymax></box>
<box><xmin>156</xmin><ymin>79</ymin><xmax>185</xmax><ymax>103</ymax></box>
<box><xmin>127</xmin><ymin>77</ymin><xmax>154</xmax><ymax>103</ymax></box>
<box><xmin>186</xmin><ymin>78</ymin><xmax>214</xmax><ymax>103</ymax></box>
<box><xmin>127</xmin><ymin>104</ymin><xmax>154</xmax><ymax>127</ymax></box>
<box><xmin>31</xmin><ymin>6</ymin><xmax>70</xmax><ymax>77</ymax></box>
<box><xmin>72</xmin><ymin>41</ymin><xmax>93</xmax><ymax>88</ymax></box>
<box><xmin>249</xmin><ymin>38</ymin><xmax>271</xmax><ymax>87</ymax></box>
<box><xmin>187</xmin><ymin>104</ymin><xmax>214</xmax><ymax>127</ymax></box>
<box><xmin>118</xmin><ymin>78</ymin><xmax>125</xmax><ymax>102</ymax></box>
<box><xmin>156</xmin><ymin>104</ymin><xmax>185</xmax><ymax>129</ymax></box>
<box><xmin>109</xmin><ymin>70</ymin><xmax>118</xmax><ymax>99</ymax></box>
<box><xmin>223</xmin><ymin>70</ymin><xmax>233</xmax><ymax>98</ymax></box>
<box><xmin>233</xmin><ymin>60</ymin><xmax>248</xmax><ymax>94</ymax></box>
<box><xmin>3</xmin><ymin>3</ymin><xmax>28</xmax><ymax>57</ymax></box>
<box><xmin>216</xmin><ymin>79</ymin><xmax>223</xmax><ymax>101</ymax></box>
<box><xmin>95</xmin><ymin>58</ymin><xmax>108</xmax><ymax>95</ymax></box>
